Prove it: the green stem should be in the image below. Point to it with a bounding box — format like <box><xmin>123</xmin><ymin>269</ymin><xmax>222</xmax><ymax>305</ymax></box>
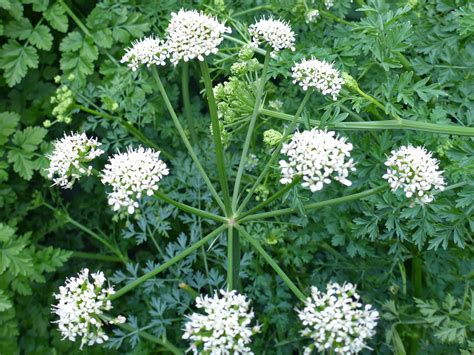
<box><xmin>59</xmin><ymin>0</ymin><xmax>91</xmax><ymax>36</ymax></box>
<box><xmin>227</xmin><ymin>226</ymin><xmax>240</xmax><ymax>290</ymax></box>
<box><xmin>101</xmin><ymin>315</ymin><xmax>182</xmax><ymax>354</ymax></box>
<box><xmin>232</xmin><ymin>49</ymin><xmax>271</xmax><ymax>211</ymax></box>
<box><xmin>239</xmin><ymin>184</ymin><xmax>388</xmax><ymax>222</ymax></box>
<box><xmin>199</xmin><ymin>61</ymin><xmax>232</xmax><ymax>216</ymax></box>
<box><xmin>182</xmin><ymin>62</ymin><xmax>197</xmax><ymax>145</ymax></box>
<box><xmin>259</xmin><ymin>108</ymin><xmax>474</xmax><ymax>136</ymax></box>
<box><xmin>75</xmin><ymin>105</ymin><xmax>172</xmax><ymax>159</ymax></box>
<box><xmin>223</xmin><ymin>34</ymin><xmax>266</xmax><ymax>55</ymax></box>
<box><xmin>320</xmin><ymin>9</ymin><xmax>352</xmax><ymax>26</ymax></box>
<box><xmin>240</xmin><ymin>178</ymin><xmax>300</xmax><ymax>219</ymax></box>
<box><xmin>111</xmin><ymin>225</ymin><xmax>227</xmax><ymax>300</ymax></box>
<box><xmin>71</xmin><ymin>251</ymin><xmax>123</xmax><ymax>263</ymax></box>
<box><xmin>153</xmin><ymin>191</ymin><xmax>227</xmax><ymax>224</ymax></box>
<box><xmin>151</xmin><ymin>67</ymin><xmax>227</xmax><ymax>213</ymax></box>
<box><xmin>237</xmin><ymin>90</ymin><xmax>312</xmax><ymax>214</ymax></box>
<box><xmin>412</xmin><ymin>254</ymin><xmax>423</xmax><ymax>298</ymax></box>
<box><xmin>237</xmin><ymin>226</ymin><xmax>306</xmax><ymax>302</ymax></box>
<box><xmin>232</xmin><ymin>5</ymin><xmax>273</xmax><ymax>17</ymax></box>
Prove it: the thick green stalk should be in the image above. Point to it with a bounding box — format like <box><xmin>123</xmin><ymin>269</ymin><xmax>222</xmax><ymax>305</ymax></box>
<box><xmin>151</xmin><ymin>67</ymin><xmax>226</xmax><ymax>213</ymax></box>
<box><xmin>75</xmin><ymin>105</ymin><xmax>172</xmax><ymax>159</ymax></box>
<box><xmin>259</xmin><ymin>108</ymin><xmax>474</xmax><ymax>136</ymax></box>
<box><xmin>153</xmin><ymin>190</ymin><xmax>227</xmax><ymax>224</ymax></box>
<box><xmin>199</xmin><ymin>61</ymin><xmax>232</xmax><ymax>216</ymax></box>
<box><xmin>237</xmin><ymin>90</ymin><xmax>312</xmax><ymax>214</ymax></box>
<box><xmin>320</xmin><ymin>9</ymin><xmax>353</xmax><ymax>26</ymax></box>
<box><xmin>182</xmin><ymin>62</ymin><xmax>197</xmax><ymax>145</ymax></box>
<box><xmin>240</xmin><ymin>178</ymin><xmax>300</xmax><ymax>219</ymax></box>
<box><xmin>111</xmin><ymin>225</ymin><xmax>227</xmax><ymax>300</ymax></box>
<box><xmin>232</xmin><ymin>49</ymin><xmax>271</xmax><ymax>211</ymax></box>
<box><xmin>227</xmin><ymin>226</ymin><xmax>240</xmax><ymax>290</ymax></box>
<box><xmin>237</xmin><ymin>226</ymin><xmax>306</xmax><ymax>302</ymax></box>
<box><xmin>239</xmin><ymin>184</ymin><xmax>388</xmax><ymax>222</ymax></box>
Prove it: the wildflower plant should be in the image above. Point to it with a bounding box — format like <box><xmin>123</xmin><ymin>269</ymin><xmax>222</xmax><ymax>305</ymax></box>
<box><xmin>4</xmin><ymin>1</ymin><xmax>471</xmax><ymax>354</ymax></box>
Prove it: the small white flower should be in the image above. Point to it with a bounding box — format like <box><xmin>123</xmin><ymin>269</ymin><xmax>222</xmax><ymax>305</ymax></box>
<box><xmin>305</xmin><ymin>9</ymin><xmax>320</xmax><ymax>24</ymax></box>
<box><xmin>248</xmin><ymin>17</ymin><xmax>296</xmax><ymax>56</ymax></box>
<box><xmin>325</xmin><ymin>0</ymin><xmax>335</xmax><ymax>9</ymax></box>
<box><xmin>183</xmin><ymin>290</ymin><xmax>260</xmax><ymax>354</ymax></box>
<box><xmin>297</xmin><ymin>282</ymin><xmax>379</xmax><ymax>354</ymax></box>
<box><xmin>46</xmin><ymin>132</ymin><xmax>104</xmax><ymax>189</ymax></box>
<box><xmin>101</xmin><ymin>146</ymin><xmax>169</xmax><ymax>214</ymax></box>
<box><xmin>279</xmin><ymin>129</ymin><xmax>356</xmax><ymax>192</ymax></box>
<box><xmin>292</xmin><ymin>57</ymin><xmax>344</xmax><ymax>100</ymax></box>
<box><xmin>383</xmin><ymin>145</ymin><xmax>446</xmax><ymax>204</ymax></box>
<box><xmin>51</xmin><ymin>268</ymin><xmax>125</xmax><ymax>350</ymax></box>
<box><xmin>165</xmin><ymin>9</ymin><xmax>231</xmax><ymax>65</ymax></box>
<box><xmin>121</xmin><ymin>36</ymin><xmax>168</xmax><ymax>71</ymax></box>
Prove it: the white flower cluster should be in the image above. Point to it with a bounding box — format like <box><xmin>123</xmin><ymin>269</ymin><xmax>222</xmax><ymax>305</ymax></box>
<box><xmin>292</xmin><ymin>58</ymin><xmax>344</xmax><ymax>100</ymax></box>
<box><xmin>183</xmin><ymin>290</ymin><xmax>260</xmax><ymax>354</ymax></box>
<box><xmin>297</xmin><ymin>282</ymin><xmax>379</xmax><ymax>354</ymax></box>
<box><xmin>383</xmin><ymin>145</ymin><xmax>446</xmax><ymax>204</ymax></box>
<box><xmin>51</xmin><ymin>268</ymin><xmax>125</xmax><ymax>349</ymax></box>
<box><xmin>279</xmin><ymin>129</ymin><xmax>356</xmax><ymax>192</ymax></box>
<box><xmin>325</xmin><ymin>0</ymin><xmax>335</xmax><ymax>9</ymax></box>
<box><xmin>305</xmin><ymin>9</ymin><xmax>320</xmax><ymax>24</ymax></box>
<box><xmin>166</xmin><ymin>9</ymin><xmax>231</xmax><ymax>65</ymax></box>
<box><xmin>248</xmin><ymin>17</ymin><xmax>296</xmax><ymax>56</ymax></box>
<box><xmin>46</xmin><ymin>132</ymin><xmax>104</xmax><ymax>189</ymax></box>
<box><xmin>120</xmin><ymin>36</ymin><xmax>168</xmax><ymax>71</ymax></box>
<box><xmin>101</xmin><ymin>146</ymin><xmax>169</xmax><ymax>214</ymax></box>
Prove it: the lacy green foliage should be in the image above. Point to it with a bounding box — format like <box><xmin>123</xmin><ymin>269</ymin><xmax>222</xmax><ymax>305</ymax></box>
<box><xmin>0</xmin><ymin>0</ymin><xmax>473</xmax><ymax>353</ymax></box>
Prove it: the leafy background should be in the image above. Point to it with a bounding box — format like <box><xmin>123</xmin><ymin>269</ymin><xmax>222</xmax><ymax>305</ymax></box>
<box><xmin>0</xmin><ymin>0</ymin><xmax>473</xmax><ymax>354</ymax></box>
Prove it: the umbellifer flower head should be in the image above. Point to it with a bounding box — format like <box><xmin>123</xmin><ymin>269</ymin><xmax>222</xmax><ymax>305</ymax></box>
<box><xmin>292</xmin><ymin>58</ymin><xmax>344</xmax><ymax>100</ymax></box>
<box><xmin>279</xmin><ymin>129</ymin><xmax>356</xmax><ymax>192</ymax></box>
<box><xmin>52</xmin><ymin>268</ymin><xmax>126</xmax><ymax>349</ymax></box>
<box><xmin>383</xmin><ymin>145</ymin><xmax>446</xmax><ymax>204</ymax></box>
<box><xmin>121</xmin><ymin>36</ymin><xmax>168</xmax><ymax>71</ymax></box>
<box><xmin>183</xmin><ymin>290</ymin><xmax>261</xmax><ymax>354</ymax></box>
<box><xmin>297</xmin><ymin>282</ymin><xmax>379</xmax><ymax>354</ymax></box>
<box><xmin>101</xmin><ymin>146</ymin><xmax>169</xmax><ymax>214</ymax></box>
<box><xmin>248</xmin><ymin>16</ymin><xmax>296</xmax><ymax>55</ymax></box>
<box><xmin>165</xmin><ymin>9</ymin><xmax>231</xmax><ymax>65</ymax></box>
<box><xmin>46</xmin><ymin>132</ymin><xmax>104</xmax><ymax>189</ymax></box>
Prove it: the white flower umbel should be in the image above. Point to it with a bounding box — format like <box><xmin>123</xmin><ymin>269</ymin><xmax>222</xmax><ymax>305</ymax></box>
<box><xmin>183</xmin><ymin>290</ymin><xmax>260</xmax><ymax>354</ymax></box>
<box><xmin>325</xmin><ymin>0</ymin><xmax>335</xmax><ymax>9</ymax></box>
<box><xmin>165</xmin><ymin>9</ymin><xmax>231</xmax><ymax>65</ymax></box>
<box><xmin>46</xmin><ymin>132</ymin><xmax>104</xmax><ymax>189</ymax></box>
<box><xmin>101</xmin><ymin>146</ymin><xmax>169</xmax><ymax>214</ymax></box>
<box><xmin>292</xmin><ymin>58</ymin><xmax>344</xmax><ymax>100</ymax></box>
<box><xmin>383</xmin><ymin>145</ymin><xmax>446</xmax><ymax>204</ymax></box>
<box><xmin>248</xmin><ymin>17</ymin><xmax>296</xmax><ymax>56</ymax></box>
<box><xmin>121</xmin><ymin>36</ymin><xmax>168</xmax><ymax>71</ymax></box>
<box><xmin>279</xmin><ymin>129</ymin><xmax>356</xmax><ymax>192</ymax></box>
<box><xmin>52</xmin><ymin>268</ymin><xmax>126</xmax><ymax>350</ymax></box>
<box><xmin>297</xmin><ymin>282</ymin><xmax>379</xmax><ymax>354</ymax></box>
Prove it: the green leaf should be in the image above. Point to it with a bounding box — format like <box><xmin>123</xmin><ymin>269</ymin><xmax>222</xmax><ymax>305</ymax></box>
<box><xmin>29</xmin><ymin>24</ymin><xmax>53</xmax><ymax>50</ymax></box>
<box><xmin>0</xmin><ymin>224</ymin><xmax>14</xmax><ymax>243</ymax></box>
<box><xmin>4</xmin><ymin>18</ymin><xmax>32</xmax><ymax>40</ymax></box>
<box><xmin>12</xmin><ymin>126</ymin><xmax>47</xmax><ymax>152</ymax></box>
<box><xmin>0</xmin><ymin>112</ymin><xmax>20</xmax><ymax>145</ymax></box>
<box><xmin>0</xmin><ymin>233</ymin><xmax>33</xmax><ymax>276</ymax></box>
<box><xmin>59</xmin><ymin>30</ymin><xmax>83</xmax><ymax>52</ymax></box>
<box><xmin>0</xmin><ymin>290</ymin><xmax>12</xmax><ymax>312</ymax></box>
<box><xmin>0</xmin><ymin>0</ymin><xmax>11</xmax><ymax>10</ymax></box>
<box><xmin>6</xmin><ymin>150</ymin><xmax>35</xmax><ymax>180</ymax></box>
<box><xmin>44</xmin><ymin>3</ymin><xmax>68</xmax><ymax>33</ymax></box>
<box><xmin>0</xmin><ymin>40</ymin><xmax>39</xmax><ymax>87</ymax></box>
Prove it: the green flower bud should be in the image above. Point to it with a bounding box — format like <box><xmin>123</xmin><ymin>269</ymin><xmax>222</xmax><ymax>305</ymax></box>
<box><xmin>263</xmin><ymin>129</ymin><xmax>283</xmax><ymax>146</ymax></box>
<box><xmin>64</xmin><ymin>116</ymin><xmax>72</xmax><ymax>124</ymax></box>
<box><xmin>238</xmin><ymin>44</ymin><xmax>254</xmax><ymax>61</ymax></box>
<box><xmin>54</xmin><ymin>75</ymin><xmax>61</xmax><ymax>83</ymax></box>
<box><xmin>43</xmin><ymin>119</ymin><xmax>52</xmax><ymax>128</ymax></box>
<box><xmin>342</xmin><ymin>72</ymin><xmax>359</xmax><ymax>91</ymax></box>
